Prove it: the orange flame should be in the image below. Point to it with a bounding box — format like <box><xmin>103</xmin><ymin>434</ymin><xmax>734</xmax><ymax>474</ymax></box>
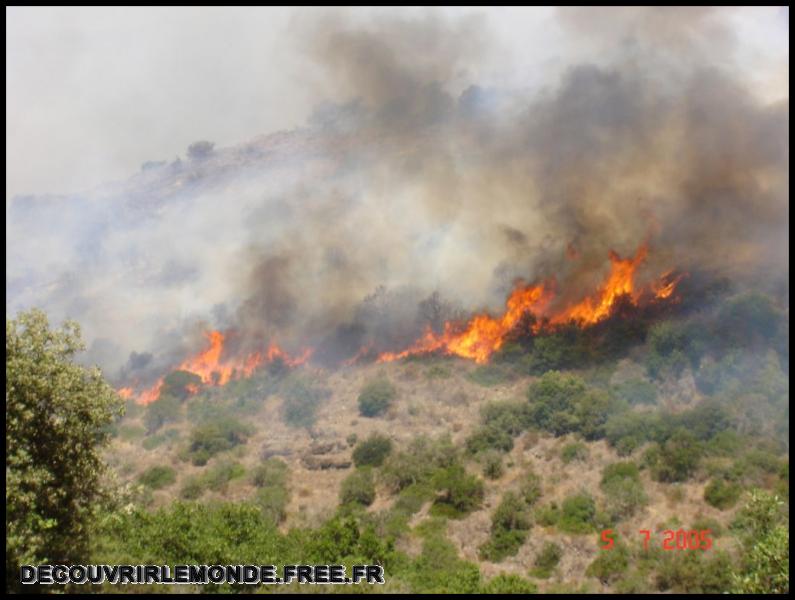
<box><xmin>117</xmin><ymin>387</ymin><xmax>134</xmax><ymax>400</ymax></box>
<box><xmin>653</xmin><ymin>270</ymin><xmax>684</xmax><ymax>300</ymax></box>
<box><xmin>377</xmin><ymin>243</ymin><xmax>682</xmax><ymax>365</ymax></box>
<box><xmin>123</xmin><ymin>331</ymin><xmax>310</xmax><ymax>405</ymax></box>
<box><xmin>550</xmin><ymin>244</ymin><xmax>648</xmax><ymax>326</ymax></box>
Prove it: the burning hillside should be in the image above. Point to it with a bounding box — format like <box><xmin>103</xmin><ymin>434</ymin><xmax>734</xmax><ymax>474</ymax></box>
<box><xmin>120</xmin><ymin>241</ymin><xmax>686</xmax><ymax>404</ymax></box>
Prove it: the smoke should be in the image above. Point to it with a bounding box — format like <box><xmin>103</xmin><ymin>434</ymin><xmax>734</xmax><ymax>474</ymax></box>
<box><xmin>5</xmin><ymin>7</ymin><xmax>788</xmax><ymax>379</ymax></box>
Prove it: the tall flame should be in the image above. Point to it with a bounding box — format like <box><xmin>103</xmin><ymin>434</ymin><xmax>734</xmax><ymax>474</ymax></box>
<box><xmin>377</xmin><ymin>243</ymin><xmax>681</xmax><ymax>365</ymax></box>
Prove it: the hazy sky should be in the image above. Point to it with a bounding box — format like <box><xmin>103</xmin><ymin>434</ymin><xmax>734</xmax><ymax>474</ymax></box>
<box><xmin>6</xmin><ymin>6</ymin><xmax>788</xmax><ymax>199</ymax></box>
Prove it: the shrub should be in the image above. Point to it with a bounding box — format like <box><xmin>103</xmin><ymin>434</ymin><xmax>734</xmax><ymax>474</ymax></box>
<box><xmin>144</xmin><ymin>394</ymin><xmax>181</xmax><ymax>434</ymax></box>
<box><xmin>465</xmin><ymin>425</ymin><xmax>514</xmax><ymax>454</ymax></box>
<box><xmin>649</xmin><ymin>429</ymin><xmax>702</xmax><ymax>482</ymax></box>
<box><xmin>256</xmin><ymin>486</ymin><xmax>289</xmax><ymax>524</ymax></box>
<box><xmin>251</xmin><ymin>458</ymin><xmax>288</xmax><ymax>488</ymax></box>
<box><xmin>586</xmin><ymin>543</ymin><xmax>629</xmax><ymax>584</ymax></box>
<box><xmin>179</xmin><ymin>475</ymin><xmax>206</xmax><ymax>500</ymax></box>
<box><xmin>160</xmin><ymin>370</ymin><xmax>203</xmax><ymax>401</ymax></box>
<box><xmin>358</xmin><ymin>379</ymin><xmax>397</xmax><ymax>417</ymax></box>
<box><xmin>186</xmin><ymin>417</ymin><xmax>254</xmax><ymax>465</ymax></box>
<box><xmin>340</xmin><ymin>468</ymin><xmax>376</xmax><ymax>506</ymax></box>
<box><xmin>530</xmin><ymin>542</ymin><xmax>562</xmax><ymax>578</ymax></box>
<box><xmin>480</xmin><ymin>574</ymin><xmax>538</xmax><ymax>594</ymax></box>
<box><xmin>381</xmin><ymin>434</ymin><xmax>458</xmax><ymax>492</ymax></box>
<box><xmin>352</xmin><ymin>433</ymin><xmax>393</xmax><ymax>467</ymax></box>
<box><xmin>481</xmin><ymin>451</ymin><xmax>504</xmax><ymax>480</ymax></box>
<box><xmin>561</xmin><ymin>441</ymin><xmax>589</xmax><ymax>464</ymax></box>
<box><xmin>203</xmin><ymin>461</ymin><xmax>246</xmax><ymax>492</ymax></box>
<box><xmin>704</xmin><ymin>478</ymin><xmax>742</xmax><ymax>510</ymax></box>
<box><xmin>480</xmin><ymin>400</ymin><xmax>533</xmax><ymax>435</ymax></box>
<box><xmin>282</xmin><ymin>376</ymin><xmax>329</xmax><ymax>428</ymax></box>
<box><xmin>187</xmin><ymin>140</ymin><xmax>215</xmax><ymax>159</ymax></box>
<box><xmin>558</xmin><ymin>492</ymin><xmax>597</xmax><ymax>534</ymax></box>
<box><xmin>600</xmin><ymin>462</ymin><xmax>647</xmax><ymax>521</ymax></box>
<box><xmin>138</xmin><ymin>465</ymin><xmax>177</xmax><ymax>490</ymax></box>
<box><xmin>141</xmin><ymin>427</ymin><xmax>180</xmax><ymax>451</ymax></box>
<box><xmin>426</xmin><ymin>364</ymin><xmax>452</xmax><ymax>380</ymax></box>
<box><xmin>433</xmin><ymin>465</ymin><xmax>485</xmax><ymax>516</ymax></box>
<box><xmin>520</xmin><ymin>470</ymin><xmax>543</xmax><ymax>506</ymax></box>
<box><xmin>535</xmin><ymin>502</ymin><xmax>561</xmax><ymax>527</ymax></box>
<box><xmin>479</xmin><ymin>492</ymin><xmax>531</xmax><ymax>561</ymax></box>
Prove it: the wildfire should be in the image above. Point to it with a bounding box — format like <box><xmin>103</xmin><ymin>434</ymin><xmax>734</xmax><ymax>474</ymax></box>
<box><xmin>123</xmin><ymin>331</ymin><xmax>310</xmax><ymax>405</ymax></box>
<box><xmin>377</xmin><ymin>243</ymin><xmax>681</xmax><ymax>365</ymax></box>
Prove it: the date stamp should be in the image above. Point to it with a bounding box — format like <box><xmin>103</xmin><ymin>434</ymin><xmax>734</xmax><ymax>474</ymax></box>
<box><xmin>600</xmin><ymin>529</ymin><xmax>713</xmax><ymax>551</ymax></box>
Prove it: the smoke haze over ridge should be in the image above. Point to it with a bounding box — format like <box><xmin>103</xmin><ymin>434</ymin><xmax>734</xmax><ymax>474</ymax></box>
<box><xmin>6</xmin><ymin>7</ymin><xmax>789</xmax><ymax>381</ymax></box>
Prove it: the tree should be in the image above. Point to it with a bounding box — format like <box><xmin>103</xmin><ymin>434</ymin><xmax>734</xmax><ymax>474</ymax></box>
<box><xmin>352</xmin><ymin>433</ymin><xmax>393</xmax><ymax>467</ymax></box>
<box><xmin>160</xmin><ymin>370</ymin><xmax>202</xmax><ymax>401</ymax></box>
<box><xmin>6</xmin><ymin>309</ymin><xmax>124</xmax><ymax>590</ymax></box>
<box><xmin>187</xmin><ymin>140</ymin><xmax>215</xmax><ymax>160</ymax></box>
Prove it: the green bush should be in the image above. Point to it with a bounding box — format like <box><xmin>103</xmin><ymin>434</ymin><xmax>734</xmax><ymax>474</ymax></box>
<box><xmin>186</xmin><ymin>417</ymin><xmax>254</xmax><ymax>465</ymax></box>
<box><xmin>340</xmin><ymin>468</ymin><xmax>376</xmax><ymax>506</ymax></box>
<box><xmin>704</xmin><ymin>478</ymin><xmax>742</xmax><ymax>510</ymax></box>
<box><xmin>558</xmin><ymin>492</ymin><xmax>597</xmax><ymax>534</ymax></box>
<box><xmin>480</xmin><ymin>574</ymin><xmax>538</xmax><ymax>594</ymax></box>
<box><xmin>520</xmin><ymin>470</ymin><xmax>543</xmax><ymax>506</ymax></box>
<box><xmin>251</xmin><ymin>458</ymin><xmax>288</xmax><ymax>488</ymax></box>
<box><xmin>161</xmin><ymin>369</ymin><xmax>203</xmax><ymax>401</ymax></box>
<box><xmin>426</xmin><ymin>364</ymin><xmax>452</xmax><ymax>380</ymax></box>
<box><xmin>649</xmin><ymin>429</ymin><xmax>702</xmax><ymax>482</ymax></box>
<box><xmin>535</xmin><ymin>503</ymin><xmax>560</xmax><ymax>527</ymax></box>
<box><xmin>530</xmin><ymin>542</ymin><xmax>562</xmax><ymax>578</ymax></box>
<box><xmin>352</xmin><ymin>433</ymin><xmax>393</xmax><ymax>467</ymax></box>
<box><xmin>203</xmin><ymin>461</ymin><xmax>246</xmax><ymax>492</ymax></box>
<box><xmin>465</xmin><ymin>425</ymin><xmax>514</xmax><ymax>454</ymax></box>
<box><xmin>357</xmin><ymin>379</ymin><xmax>397</xmax><ymax>417</ymax></box>
<box><xmin>381</xmin><ymin>434</ymin><xmax>458</xmax><ymax>492</ymax></box>
<box><xmin>561</xmin><ymin>441</ymin><xmax>589</xmax><ymax>464</ymax></box>
<box><xmin>479</xmin><ymin>491</ymin><xmax>531</xmax><ymax>561</ymax></box>
<box><xmin>480</xmin><ymin>400</ymin><xmax>533</xmax><ymax>435</ymax></box>
<box><xmin>144</xmin><ymin>394</ymin><xmax>181</xmax><ymax>434</ymax></box>
<box><xmin>586</xmin><ymin>543</ymin><xmax>629</xmax><ymax>584</ymax></box>
<box><xmin>137</xmin><ymin>465</ymin><xmax>177</xmax><ymax>490</ymax></box>
<box><xmin>432</xmin><ymin>465</ymin><xmax>485</xmax><ymax>516</ymax></box>
<box><xmin>600</xmin><ymin>462</ymin><xmax>647</xmax><ymax>521</ymax></box>
<box><xmin>481</xmin><ymin>450</ymin><xmax>504</xmax><ymax>480</ymax></box>
<box><xmin>281</xmin><ymin>376</ymin><xmax>329</xmax><ymax>428</ymax></box>
<box><xmin>256</xmin><ymin>485</ymin><xmax>289</xmax><ymax>524</ymax></box>
<box><xmin>179</xmin><ymin>476</ymin><xmax>206</xmax><ymax>500</ymax></box>
<box><xmin>141</xmin><ymin>427</ymin><xmax>180</xmax><ymax>451</ymax></box>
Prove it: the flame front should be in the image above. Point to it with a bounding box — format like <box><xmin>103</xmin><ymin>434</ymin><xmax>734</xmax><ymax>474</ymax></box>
<box><xmin>125</xmin><ymin>331</ymin><xmax>309</xmax><ymax>405</ymax></box>
<box><xmin>378</xmin><ymin>243</ymin><xmax>682</xmax><ymax>364</ymax></box>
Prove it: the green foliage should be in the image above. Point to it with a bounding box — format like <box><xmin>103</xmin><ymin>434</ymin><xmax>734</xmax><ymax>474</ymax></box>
<box><xmin>179</xmin><ymin>476</ymin><xmax>206</xmax><ymax>500</ymax></box>
<box><xmin>558</xmin><ymin>492</ymin><xmax>597</xmax><ymax>534</ymax></box>
<box><xmin>185</xmin><ymin>417</ymin><xmax>254</xmax><ymax>466</ymax></box>
<box><xmin>426</xmin><ymin>364</ymin><xmax>452</xmax><ymax>380</ymax></box>
<box><xmin>535</xmin><ymin>502</ymin><xmax>561</xmax><ymax>527</ymax></box>
<box><xmin>281</xmin><ymin>375</ymin><xmax>329</xmax><ymax>428</ymax></box>
<box><xmin>467</xmin><ymin>364</ymin><xmax>512</xmax><ymax>387</ymax></box>
<box><xmin>160</xmin><ymin>369</ymin><xmax>203</xmax><ymax>401</ymax></box>
<box><xmin>251</xmin><ymin>458</ymin><xmax>288</xmax><ymax>489</ymax></box>
<box><xmin>655</xmin><ymin>550</ymin><xmax>734</xmax><ymax>593</ymax></box>
<box><xmin>143</xmin><ymin>394</ymin><xmax>181</xmax><ymax>434</ymax></box>
<box><xmin>600</xmin><ymin>462</ymin><xmax>647</xmax><ymax>521</ymax></box>
<box><xmin>357</xmin><ymin>378</ymin><xmax>397</xmax><ymax>417</ymax></box>
<box><xmin>116</xmin><ymin>423</ymin><xmax>146</xmax><ymax>441</ymax></box>
<box><xmin>6</xmin><ymin>309</ymin><xmax>124</xmax><ymax>588</ymax></box>
<box><xmin>586</xmin><ymin>543</ymin><xmax>629</xmax><ymax>584</ymax></box>
<box><xmin>717</xmin><ymin>292</ymin><xmax>783</xmax><ymax>348</ymax></box>
<box><xmin>352</xmin><ymin>433</ymin><xmax>393</xmax><ymax>467</ymax></box>
<box><xmin>729</xmin><ymin>490</ymin><xmax>789</xmax><ymax>594</ymax></box>
<box><xmin>465</xmin><ymin>424</ymin><xmax>514</xmax><ymax>454</ymax></box>
<box><xmin>381</xmin><ymin>434</ymin><xmax>458</xmax><ymax>492</ymax></box>
<box><xmin>613</xmin><ymin>377</ymin><xmax>657</xmax><ymax>405</ymax></box>
<box><xmin>704</xmin><ymin>477</ymin><xmax>742</xmax><ymax>510</ymax></box>
<box><xmin>527</xmin><ymin>371</ymin><xmax>626</xmax><ymax>439</ymax></box>
<box><xmin>255</xmin><ymin>486</ymin><xmax>289</xmax><ymax>525</ymax></box>
<box><xmin>530</xmin><ymin>542</ymin><xmax>563</xmax><ymax>578</ymax></box>
<box><xmin>137</xmin><ymin>465</ymin><xmax>177</xmax><ymax>490</ymax></box>
<box><xmin>645</xmin><ymin>320</ymin><xmax>706</xmax><ymax>380</ymax></box>
<box><xmin>340</xmin><ymin>468</ymin><xmax>376</xmax><ymax>507</ymax></box>
<box><xmin>648</xmin><ymin>428</ymin><xmax>702</xmax><ymax>482</ymax></box>
<box><xmin>480</xmin><ymin>399</ymin><xmax>533</xmax><ymax>435</ymax></box>
<box><xmin>479</xmin><ymin>492</ymin><xmax>531</xmax><ymax>562</ymax></box>
<box><xmin>520</xmin><ymin>469</ymin><xmax>543</xmax><ymax>506</ymax></box>
<box><xmin>203</xmin><ymin>461</ymin><xmax>246</xmax><ymax>492</ymax></box>
<box><xmin>480</xmin><ymin>573</ymin><xmax>538</xmax><ymax>593</ymax></box>
<box><xmin>432</xmin><ymin>465</ymin><xmax>485</xmax><ymax>516</ymax></box>
<box><xmin>480</xmin><ymin>450</ymin><xmax>504</xmax><ymax>480</ymax></box>
<box><xmin>561</xmin><ymin>441</ymin><xmax>589</xmax><ymax>463</ymax></box>
<box><xmin>523</xmin><ymin>327</ymin><xmax>589</xmax><ymax>374</ymax></box>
